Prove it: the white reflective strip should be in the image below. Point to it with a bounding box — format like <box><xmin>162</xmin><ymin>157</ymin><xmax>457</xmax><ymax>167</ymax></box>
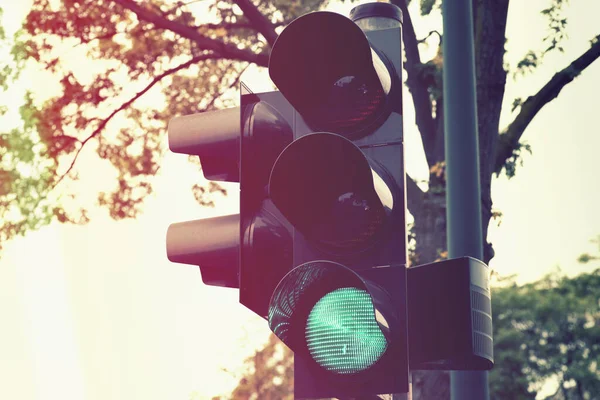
<box><xmin>371</xmin><ymin>48</ymin><xmax>392</xmax><ymax>94</ymax></box>
<box><xmin>372</xmin><ymin>169</ymin><xmax>394</xmax><ymax>210</ymax></box>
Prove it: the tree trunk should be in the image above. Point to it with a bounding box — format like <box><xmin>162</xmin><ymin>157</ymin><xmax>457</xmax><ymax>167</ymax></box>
<box><xmin>473</xmin><ymin>0</ymin><xmax>510</xmax><ymax>264</ymax></box>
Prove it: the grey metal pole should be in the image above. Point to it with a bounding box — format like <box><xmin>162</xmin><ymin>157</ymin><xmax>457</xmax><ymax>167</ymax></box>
<box><xmin>442</xmin><ymin>0</ymin><xmax>490</xmax><ymax>399</ymax></box>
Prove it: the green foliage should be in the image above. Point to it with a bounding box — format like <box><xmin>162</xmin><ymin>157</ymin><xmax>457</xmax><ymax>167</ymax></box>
<box><xmin>514</xmin><ymin>0</ymin><xmax>570</xmax><ymax>77</ymax></box>
<box><xmin>511</xmin><ymin>98</ymin><xmax>524</xmax><ymax>113</ymax></box>
<box><xmin>501</xmin><ymin>140</ymin><xmax>532</xmax><ymax>178</ymax></box>
<box><xmin>0</xmin><ymin>8</ymin><xmax>4</xmax><ymax>41</ymax></box>
<box><xmin>540</xmin><ymin>0</ymin><xmax>569</xmax><ymax>54</ymax></box>
<box><xmin>491</xmin><ymin>267</ymin><xmax>600</xmax><ymax>399</ymax></box>
<box><xmin>515</xmin><ymin>51</ymin><xmax>540</xmax><ymax>77</ymax></box>
<box><xmin>577</xmin><ymin>235</ymin><xmax>600</xmax><ymax>265</ymax></box>
<box><xmin>420</xmin><ymin>0</ymin><xmax>440</xmax><ymax>16</ymax></box>
<box><xmin>0</xmin><ymin>87</ymin><xmax>90</xmax><ymax>252</ymax></box>
<box><xmin>0</xmin><ymin>9</ymin><xmax>13</xmax><ymax>91</ymax></box>
<box><xmin>490</xmin><ymin>209</ymin><xmax>503</xmax><ymax>227</ymax></box>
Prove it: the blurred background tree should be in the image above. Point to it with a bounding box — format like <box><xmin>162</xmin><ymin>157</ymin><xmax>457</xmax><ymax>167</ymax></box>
<box><xmin>1</xmin><ymin>0</ymin><xmax>599</xmax><ymax>398</ymax></box>
<box><xmin>491</xmin><ymin>272</ymin><xmax>600</xmax><ymax>398</ymax></box>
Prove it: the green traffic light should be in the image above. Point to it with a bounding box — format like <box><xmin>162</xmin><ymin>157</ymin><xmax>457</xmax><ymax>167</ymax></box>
<box><xmin>305</xmin><ymin>287</ymin><xmax>388</xmax><ymax>374</ymax></box>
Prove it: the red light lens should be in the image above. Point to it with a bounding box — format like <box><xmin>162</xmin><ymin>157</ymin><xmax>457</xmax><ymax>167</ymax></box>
<box><xmin>308</xmin><ymin>74</ymin><xmax>386</xmax><ymax>137</ymax></box>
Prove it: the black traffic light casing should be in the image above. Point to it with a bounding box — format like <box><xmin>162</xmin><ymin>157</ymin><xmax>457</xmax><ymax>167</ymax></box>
<box><xmin>166</xmin><ymin>213</ymin><xmax>239</xmax><ymax>288</ymax></box>
<box><xmin>166</xmin><ymin>3</ymin><xmax>493</xmax><ymax>399</ymax></box>
<box><xmin>264</xmin><ymin>5</ymin><xmax>410</xmax><ymax>398</ymax></box>
<box><xmin>408</xmin><ymin>257</ymin><xmax>493</xmax><ymax>370</ymax></box>
<box><xmin>166</xmin><ymin>106</ymin><xmax>243</xmax><ymax>288</ymax></box>
<box><xmin>166</xmin><ymin>89</ymin><xmax>296</xmax><ymax>295</ymax></box>
<box><xmin>239</xmin><ymin>87</ymin><xmax>295</xmax><ymax>318</ymax></box>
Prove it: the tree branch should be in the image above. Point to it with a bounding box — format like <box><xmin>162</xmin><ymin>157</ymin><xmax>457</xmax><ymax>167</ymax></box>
<box><xmin>205</xmin><ymin>62</ymin><xmax>251</xmax><ymax>110</ymax></box>
<box><xmin>195</xmin><ymin>20</ymin><xmax>288</xmax><ymax>32</ymax></box>
<box><xmin>390</xmin><ymin>0</ymin><xmax>437</xmax><ymax>167</ymax></box>
<box><xmin>495</xmin><ymin>36</ymin><xmax>600</xmax><ymax>175</ymax></box>
<box><xmin>110</xmin><ymin>0</ymin><xmax>269</xmax><ymax>67</ymax></box>
<box><xmin>195</xmin><ymin>21</ymin><xmax>254</xmax><ymax>30</ymax></box>
<box><xmin>233</xmin><ymin>0</ymin><xmax>278</xmax><ymax>47</ymax></box>
<box><xmin>75</xmin><ymin>31</ymin><xmax>125</xmax><ymax>47</ymax></box>
<box><xmin>52</xmin><ymin>54</ymin><xmax>216</xmax><ymax>190</ymax></box>
<box><xmin>418</xmin><ymin>30</ymin><xmax>442</xmax><ymax>45</ymax></box>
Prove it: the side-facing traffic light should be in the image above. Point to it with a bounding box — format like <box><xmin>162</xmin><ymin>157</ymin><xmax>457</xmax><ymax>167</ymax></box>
<box><xmin>166</xmin><ymin>90</ymin><xmax>295</xmax><ymax>295</ymax></box>
<box><xmin>239</xmin><ymin>87</ymin><xmax>295</xmax><ymax>317</ymax></box>
<box><xmin>166</xmin><ymin>107</ymin><xmax>242</xmax><ymax>288</ymax></box>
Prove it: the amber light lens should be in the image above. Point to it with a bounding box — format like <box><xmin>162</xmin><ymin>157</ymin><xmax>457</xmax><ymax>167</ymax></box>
<box><xmin>269</xmin><ymin>133</ymin><xmax>393</xmax><ymax>252</ymax></box>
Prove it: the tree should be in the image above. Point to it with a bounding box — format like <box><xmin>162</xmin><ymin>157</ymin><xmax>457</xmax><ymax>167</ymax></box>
<box><xmin>491</xmin><ymin>233</ymin><xmax>600</xmax><ymax>399</ymax></box>
<box><xmin>1</xmin><ymin>0</ymin><xmax>599</xmax><ymax>397</ymax></box>
<box><xmin>490</xmin><ymin>272</ymin><xmax>600</xmax><ymax>399</ymax></box>
<box><xmin>217</xmin><ymin>333</ymin><xmax>294</xmax><ymax>400</ymax></box>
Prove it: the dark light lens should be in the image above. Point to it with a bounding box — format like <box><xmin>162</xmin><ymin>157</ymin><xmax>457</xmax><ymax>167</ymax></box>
<box><xmin>309</xmin><ymin>74</ymin><xmax>385</xmax><ymax>136</ymax></box>
<box><xmin>305</xmin><ymin>287</ymin><xmax>388</xmax><ymax>374</ymax></box>
<box><xmin>269</xmin><ymin>133</ymin><xmax>394</xmax><ymax>252</ymax></box>
<box><xmin>308</xmin><ymin>189</ymin><xmax>386</xmax><ymax>249</ymax></box>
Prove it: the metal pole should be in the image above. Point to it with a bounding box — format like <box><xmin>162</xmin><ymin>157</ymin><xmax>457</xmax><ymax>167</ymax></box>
<box><xmin>442</xmin><ymin>0</ymin><xmax>490</xmax><ymax>399</ymax></box>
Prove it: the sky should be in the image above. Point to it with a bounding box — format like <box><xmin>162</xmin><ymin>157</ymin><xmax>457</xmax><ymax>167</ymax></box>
<box><xmin>0</xmin><ymin>1</ymin><xmax>599</xmax><ymax>399</ymax></box>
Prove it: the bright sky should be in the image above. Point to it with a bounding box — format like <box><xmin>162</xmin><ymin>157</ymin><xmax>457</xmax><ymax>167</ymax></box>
<box><xmin>0</xmin><ymin>1</ymin><xmax>599</xmax><ymax>399</ymax></box>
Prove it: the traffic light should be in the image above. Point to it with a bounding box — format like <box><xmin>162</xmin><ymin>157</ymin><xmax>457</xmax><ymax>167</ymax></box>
<box><xmin>238</xmin><ymin>87</ymin><xmax>295</xmax><ymax>317</ymax></box>
<box><xmin>166</xmin><ymin>94</ymin><xmax>294</xmax><ymax>293</ymax></box>
<box><xmin>166</xmin><ymin>107</ymin><xmax>242</xmax><ymax>288</ymax></box>
<box><xmin>264</xmin><ymin>4</ymin><xmax>409</xmax><ymax>398</ymax></box>
<box><xmin>165</xmin><ymin>2</ymin><xmax>493</xmax><ymax>399</ymax></box>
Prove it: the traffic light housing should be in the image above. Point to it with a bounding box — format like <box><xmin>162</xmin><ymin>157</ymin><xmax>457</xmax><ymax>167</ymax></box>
<box><xmin>264</xmin><ymin>5</ymin><xmax>409</xmax><ymax>398</ymax></box>
<box><xmin>239</xmin><ymin>87</ymin><xmax>294</xmax><ymax>317</ymax></box>
<box><xmin>165</xmin><ymin>3</ymin><xmax>493</xmax><ymax>399</ymax></box>
<box><xmin>166</xmin><ymin>106</ymin><xmax>242</xmax><ymax>288</ymax></box>
<box><xmin>408</xmin><ymin>257</ymin><xmax>493</xmax><ymax>371</ymax></box>
<box><xmin>166</xmin><ymin>89</ymin><xmax>296</xmax><ymax>300</ymax></box>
